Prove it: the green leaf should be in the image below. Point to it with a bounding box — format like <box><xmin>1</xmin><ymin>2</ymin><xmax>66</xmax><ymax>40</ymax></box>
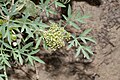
<box><xmin>12</xmin><ymin>50</ymin><xmax>18</xmax><ymax>60</ymax></box>
<box><xmin>84</xmin><ymin>46</ymin><xmax>94</xmax><ymax>55</ymax></box>
<box><xmin>69</xmin><ymin>21</ymin><xmax>80</xmax><ymax>29</ymax></box>
<box><xmin>80</xmin><ymin>28</ymin><xmax>92</xmax><ymax>36</ymax></box>
<box><xmin>81</xmin><ymin>15</ymin><xmax>90</xmax><ymax>19</ymax></box>
<box><xmin>84</xmin><ymin>37</ymin><xmax>96</xmax><ymax>44</ymax></box>
<box><xmin>0</xmin><ymin>76</ymin><xmax>4</xmax><ymax>80</ymax></box>
<box><xmin>24</xmin><ymin>1</ymin><xmax>37</xmax><ymax>16</ymax></box>
<box><xmin>2</xmin><ymin>7</ymin><xmax>9</xmax><ymax>15</ymax></box>
<box><xmin>76</xmin><ymin>19</ymin><xmax>86</xmax><ymax>23</ymax></box>
<box><xmin>75</xmin><ymin>46</ymin><xmax>82</xmax><ymax>58</ymax></box>
<box><xmin>47</xmin><ymin>9</ymin><xmax>57</xmax><ymax>15</ymax></box>
<box><xmin>62</xmin><ymin>15</ymin><xmax>68</xmax><ymax>21</ymax></box>
<box><xmin>7</xmin><ymin>30</ymin><xmax>12</xmax><ymax>45</ymax></box>
<box><xmin>10</xmin><ymin>3</ymin><xmax>17</xmax><ymax>16</ymax></box>
<box><xmin>82</xmin><ymin>49</ymin><xmax>90</xmax><ymax>59</ymax></box>
<box><xmin>30</xmin><ymin>50</ymin><xmax>39</xmax><ymax>55</ymax></box>
<box><xmin>45</xmin><ymin>0</ymin><xmax>50</xmax><ymax>5</ymax></box>
<box><xmin>16</xmin><ymin>4</ymin><xmax>25</xmax><ymax>12</ymax></box>
<box><xmin>28</xmin><ymin>55</ymin><xmax>33</xmax><ymax>65</ymax></box>
<box><xmin>22</xmin><ymin>42</ymin><xmax>33</xmax><ymax>51</ymax></box>
<box><xmin>3</xmin><ymin>59</ymin><xmax>11</xmax><ymax>67</ymax></box>
<box><xmin>74</xmin><ymin>39</ymin><xmax>79</xmax><ymax>47</ymax></box>
<box><xmin>68</xmin><ymin>5</ymin><xmax>71</xmax><ymax>17</ymax></box>
<box><xmin>0</xmin><ymin>66</ymin><xmax>4</xmax><ymax>70</ymax></box>
<box><xmin>35</xmin><ymin>37</ymin><xmax>42</xmax><ymax>49</ymax></box>
<box><xmin>38</xmin><ymin>23</ymin><xmax>50</xmax><ymax>28</ymax></box>
<box><xmin>0</xmin><ymin>74</ymin><xmax>5</xmax><ymax>77</ymax></box>
<box><xmin>31</xmin><ymin>56</ymin><xmax>45</xmax><ymax>64</ymax></box>
<box><xmin>40</xmin><ymin>0</ymin><xmax>43</xmax><ymax>4</ymax></box>
<box><xmin>0</xmin><ymin>40</ymin><xmax>12</xmax><ymax>49</ymax></box>
<box><xmin>55</xmin><ymin>2</ymin><xmax>66</xmax><ymax>7</ymax></box>
<box><xmin>67</xmin><ymin>40</ymin><xmax>75</xmax><ymax>50</ymax></box>
<box><xmin>42</xmin><ymin>38</ymin><xmax>48</xmax><ymax>50</ymax></box>
<box><xmin>18</xmin><ymin>53</ymin><xmax>23</xmax><ymax>65</ymax></box>
<box><xmin>80</xmin><ymin>37</ymin><xmax>87</xmax><ymax>44</ymax></box>
<box><xmin>64</xmin><ymin>0</ymin><xmax>70</xmax><ymax>4</ymax></box>
<box><xmin>26</xmin><ymin>27</ymin><xmax>34</xmax><ymax>37</ymax></box>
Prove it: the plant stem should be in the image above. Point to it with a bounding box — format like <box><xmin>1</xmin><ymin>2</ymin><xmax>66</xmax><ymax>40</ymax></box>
<box><xmin>3</xmin><ymin>65</ymin><xmax>8</xmax><ymax>80</ymax></box>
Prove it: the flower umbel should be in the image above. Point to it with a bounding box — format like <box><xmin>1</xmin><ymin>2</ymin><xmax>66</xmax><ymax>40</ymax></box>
<box><xmin>43</xmin><ymin>23</ymin><xmax>71</xmax><ymax>51</ymax></box>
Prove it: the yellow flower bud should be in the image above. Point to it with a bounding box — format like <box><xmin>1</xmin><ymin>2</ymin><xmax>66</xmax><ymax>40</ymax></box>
<box><xmin>43</xmin><ymin>23</ymin><xmax>71</xmax><ymax>51</ymax></box>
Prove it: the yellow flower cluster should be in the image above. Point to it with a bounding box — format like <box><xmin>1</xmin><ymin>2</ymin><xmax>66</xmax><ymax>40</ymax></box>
<box><xmin>43</xmin><ymin>23</ymin><xmax>71</xmax><ymax>51</ymax></box>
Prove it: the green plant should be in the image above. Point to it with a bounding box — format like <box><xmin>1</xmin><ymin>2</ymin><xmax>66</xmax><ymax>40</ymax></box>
<box><xmin>61</xmin><ymin>5</ymin><xmax>96</xmax><ymax>59</ymax></box>
<box><xmin>0</xmin><ymin>0</ymin><xmax>96</xmax><ymax>80</ymax></box>
<box><xmin>59</xmin><ymin>0</ymin><xmax>71</xmax><ymax>4</ymax></box>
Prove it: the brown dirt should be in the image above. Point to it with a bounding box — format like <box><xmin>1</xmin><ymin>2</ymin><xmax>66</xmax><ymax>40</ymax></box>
<box><xmin>9</xmin><ymin>0</ymin><xmax>120</xmax><ymax>80</ymax></box>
